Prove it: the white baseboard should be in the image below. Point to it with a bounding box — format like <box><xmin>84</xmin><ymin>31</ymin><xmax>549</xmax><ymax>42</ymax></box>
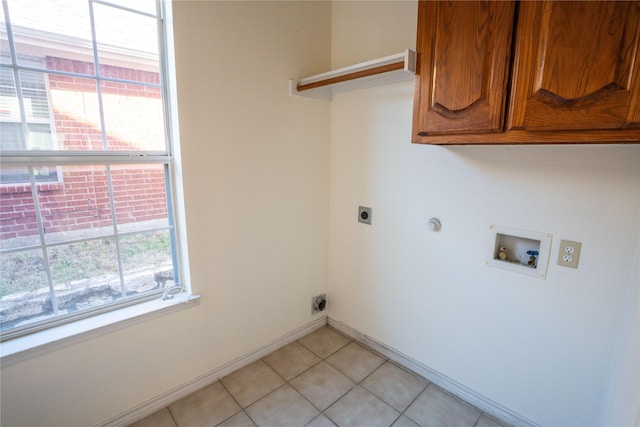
<box><xmin>328</xmin><ymin>318</ymin><xmax>539</xmax><ymax>427</ymax></box>
<box><xmin>98</xmin><ymin>315</ymin><xmax>538</xmax><ymax>427</ymax></box>
<box><xmin>96</xmin><ymin>315</ymin><xmax>327</xmax><ymax>427</ymax></box>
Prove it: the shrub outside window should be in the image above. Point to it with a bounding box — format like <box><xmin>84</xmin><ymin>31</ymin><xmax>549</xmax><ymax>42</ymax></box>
<box><xmin>0</xmin><ymin>0</ymin><xmax>183</xmax><ymax>340</ymax></box>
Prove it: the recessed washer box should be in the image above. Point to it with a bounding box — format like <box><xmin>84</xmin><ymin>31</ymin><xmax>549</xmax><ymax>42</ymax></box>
<box><xmin>487</xmin><ymin>225</ymin><xmax>552</xmax><ymax>279</ymax></box>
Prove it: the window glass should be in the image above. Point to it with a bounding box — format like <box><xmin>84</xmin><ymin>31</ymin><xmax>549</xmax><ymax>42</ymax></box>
<box><xmin>38</xmin><ymin>164</ymin><xmax>113</xmax><ymax>244</ymax></box>
<box><xmin>47</xmin><ymin>74</ymin><xmax>103</xmax><ymax>150</ymax></box>
<box><xmin>1</xmin><ymin>66</ymin><xmax>58</xmax><ymax>152</ymax></box>
<box><xmin>120</xmin><ymin>229</ymin><xmax>174</xmax><ymax>295</ymax></box>
<box><xmin>101</xmin><ymin>80</ymin><xmax>166</xmax><ymax>151</ymax></box>
<box><xmin>7</xmin><ymin>0</ymin><xmax>95</xmax><ymax>70</ymax></box>
<box><xmin>94</xmin><ymin>2</ymin><xmax>160</xmax><ymax>83</ymax></box>
<box><xmin>111</xmin><ymin>164</ymin><xmax>169</xmax><ymax>232</ymax></box>
<box><xmin>0</xmin><ymin>0</ymin><xmax>181</xmax><ymax>338</ymax></box>
<box><xmin>99</xmin><ymin>0</ymin><xmax>157</xmax><ymax>16</ymax></box>
<box><xmin>0</xmin><ymin>122</ymin><xmax>23</xmax><ymax>150</ymax></box>
<box><xmin>0</xmin><ymin>4</ymin><xmax>12</xmax><ymax>65</ymax></box>
<box><xmin>48</xmin><ymin>237</ymin><xmax>122</xmax><ymax>314</ymax></box>
<box><xmin>0</xmin><ymin>186</ymin><xmax>40</xmax><ymax>248</ymax></box>
<box><xmin>0</xmin><ymin>67</ymin><xmax>20</xmax><ymax>122</ymax></box>
<box><xmin>0</xmin><ymin>164</ymin><xmax>58</xmax><ymax>185</ymax></box>
<box><xmin>19</xmin><ymin>70</ymin><xmax>50</xmax><ymax>120</ymax></box>
<box><xmin>0</xmin><ymin>248</ymin><xmax>54</xmax><ymax>330</ymax></box>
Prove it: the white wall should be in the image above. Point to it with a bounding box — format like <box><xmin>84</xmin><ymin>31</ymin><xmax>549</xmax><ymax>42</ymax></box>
<box><xmin>327</xmin><ymin>2</ymin><xmax>640</xmax><ymax>426</ymax></box>
<box><xmin>0</xmin><ymin>2</ymin><xmax>331</xmax><ymax>426</ymax></box>
<box><xmin>599</xmin><ymin>180</ymin><xmax>640</xmax><ymax>427</ymax></box>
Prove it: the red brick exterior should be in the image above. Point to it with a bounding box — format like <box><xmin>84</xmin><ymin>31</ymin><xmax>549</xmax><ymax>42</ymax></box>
<box><xmin>0</xmin><ymin>57</ymin><xmax>168</xmax><ymax>241</ymax></box>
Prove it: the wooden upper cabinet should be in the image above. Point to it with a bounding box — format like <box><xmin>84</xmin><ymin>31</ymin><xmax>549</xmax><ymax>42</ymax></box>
<box><xmin>507</xmin><ymin>1</ymin><xmax>640</xmax><ymax>131</ymax></box>
<box><xmin>412</xmin><ymin>1</ymin><xmax>515</xmax><ymax>138</ymax></box>
<box><xmin>412</xmin><ymin>0</ymin><xmax>640</xmax><ymax>144</ymax></box>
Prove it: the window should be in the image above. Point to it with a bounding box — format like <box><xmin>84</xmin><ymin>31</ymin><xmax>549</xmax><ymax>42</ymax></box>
<box><xmin>0</xmin><ymin>61</ymin><xmax>56</xmax><ymax>150</ymax></box>
<box><xmin>0</xmin><ymin>0</ymin><xmax>183</xmax><ymax>340</ymax></box>
<box><xmin>1</xmin><ymin>60</ymin><xmax>60</xmax><ymax>183</ymax></box>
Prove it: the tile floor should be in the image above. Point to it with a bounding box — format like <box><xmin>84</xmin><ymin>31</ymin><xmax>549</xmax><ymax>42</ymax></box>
<box><xmin>129</xmin><ymin>326</ymin><xmax>507</xmax><ymax>427</ymax></box>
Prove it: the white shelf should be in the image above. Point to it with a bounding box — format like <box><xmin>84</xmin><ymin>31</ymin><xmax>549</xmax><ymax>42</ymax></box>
<box><xmin>290</xmin><ymin>49</ymin><xmax>416</xmax><ymax>101</ymax></box>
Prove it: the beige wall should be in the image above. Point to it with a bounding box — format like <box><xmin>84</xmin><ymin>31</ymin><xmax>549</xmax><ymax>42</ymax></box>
<box><xmin>328</xmin><ymin>1</ymin><xmax>640</xmax><ymax>426</ymax></box>
<box><xmin>0</xmin><ymin>2</ymin><xmax>331</xmax><ymax>426</ymax></box>
<box><xmin>2</xmin><ymin>2</ymin><xmax>639</xmax><ymax>426</ymax></box>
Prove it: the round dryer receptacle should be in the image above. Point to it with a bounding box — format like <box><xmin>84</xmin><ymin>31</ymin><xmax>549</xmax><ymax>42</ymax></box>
<box><xmin>312</xmin><ymin>294</ymin><xmax>326</xmax><ymax>313</ymax></box>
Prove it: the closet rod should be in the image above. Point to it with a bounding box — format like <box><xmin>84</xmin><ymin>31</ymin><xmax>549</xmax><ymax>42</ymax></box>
<box><xmin>296</xmin><ymin>61</ymin><xmax>405</xmax><ymax>92</ymax></box>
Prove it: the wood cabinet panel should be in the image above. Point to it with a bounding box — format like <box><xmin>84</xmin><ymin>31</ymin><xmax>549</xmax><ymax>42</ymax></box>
<box><xmin>412</xmin><ymin>1</ymin><xmax>515</xmax><ymax>137</ymax></box>
<box><xmin>507</xmin><ymin>1</ymin><xmax>640</xmax><ymax>131</ymax></box>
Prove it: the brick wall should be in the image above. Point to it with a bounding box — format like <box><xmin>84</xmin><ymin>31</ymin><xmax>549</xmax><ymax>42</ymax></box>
<box><xmin>0</xmin><ymin>58</ymin><xmax>168</xmax><ymax>242</ymax></box>
<box><xmin>0</xmin><ymin>190</ymin><xmax>38</xmax><ymax>241</ymax></box>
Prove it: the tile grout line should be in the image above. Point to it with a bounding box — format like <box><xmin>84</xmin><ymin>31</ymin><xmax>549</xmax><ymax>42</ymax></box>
<box><xmin>248</xmin><ymin>334</ymin><xmax>356</xmax><ymax>426</ymax></box>
<box><xmin>288</xmin><ymin>330</ymin><xmax>411</xmax><ymax>427</ymax></box>
<box><xmin>398</xmin><ymin>382</ymin><xmax>430</xmax><ymax>427</ymax></box>
<box><xmin>396</xmin><ymin>374</ymin><xmax>430</xmax><ymax>424</ymax></box>
<box><xmin>149</xmin><ymin>326</ymin><xmax>506</xmax><ymax>427</ymax></box>
<box><xmin>166</xmin><ymin>406</ymin><xmax>179</xmax><ymax>427</ymax></box>
<box><xmin>294</xmin><ymin>333</ymin><xmax>355</xmax><ymax>425</ymax></box>
<box><xmin>292</xmin><ymin>330</ymin><xmax>387</xmax><ymax>426</ymax></box>
<box><xmin>312</xmin><ymin>333</ymin><xmax>413</xmax><ymax>427</ymax></box>
<box><xmin>471</xmin><ymin>411</ymin><xmax>482</xmax><ymax>427</ymax></box>
<box><xmin>216</xmin><ymin>380</ymin><xmax>257</xmax><ymax>427</ymax></box>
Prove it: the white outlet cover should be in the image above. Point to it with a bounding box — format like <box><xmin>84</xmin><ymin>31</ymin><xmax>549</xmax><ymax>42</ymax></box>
<box><xmin>487</xmin><ymin>225</ymin><xmax>553</xmax><ymax>279</ymax></box>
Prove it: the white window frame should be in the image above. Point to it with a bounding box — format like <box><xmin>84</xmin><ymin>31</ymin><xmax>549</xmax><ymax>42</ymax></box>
<box><xmin>0</xmin><ymin>0</ymin><xmax>192</xmax><ymax>344</ymax></box>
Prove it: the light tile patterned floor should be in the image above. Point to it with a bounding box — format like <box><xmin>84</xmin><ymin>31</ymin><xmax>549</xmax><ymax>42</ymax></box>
<box><xmin>129</xmin><ymin>326</ymin><xmax>507</xmax><ymax>427</ymax></box>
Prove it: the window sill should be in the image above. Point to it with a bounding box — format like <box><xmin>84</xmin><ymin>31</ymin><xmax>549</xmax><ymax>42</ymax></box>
<box><xmin>0</xmin><ymin>293</ymin><xmax>200</xmax><ymax>367</ymax></box>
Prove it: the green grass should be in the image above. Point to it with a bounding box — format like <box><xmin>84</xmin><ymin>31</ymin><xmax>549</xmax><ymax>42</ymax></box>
<box><xmin>0</xmin><ymin>230</ymin><xmax>172</xmax><ymax>298</ymax></box>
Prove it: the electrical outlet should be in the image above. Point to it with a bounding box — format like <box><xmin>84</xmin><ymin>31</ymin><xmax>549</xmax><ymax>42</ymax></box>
<box><xmin>557</xmin><ymin>240</ymin><xmax>582</xmax><ymax>268</ymax></box>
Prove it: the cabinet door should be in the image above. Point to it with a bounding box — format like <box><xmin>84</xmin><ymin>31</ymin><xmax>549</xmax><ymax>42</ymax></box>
<box><xmin>412</xmin><ymin>1</ymin><xmax>515</xmax><ymax>139</ymax></box>
<box><xmin>507</xmin><ymin>1</ymin><xmax>640</xmax><ymax>131</ymax></box>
